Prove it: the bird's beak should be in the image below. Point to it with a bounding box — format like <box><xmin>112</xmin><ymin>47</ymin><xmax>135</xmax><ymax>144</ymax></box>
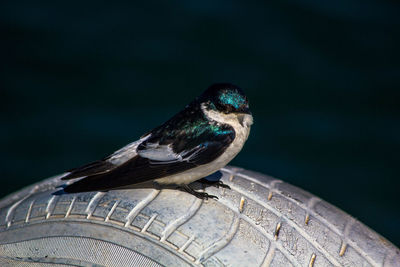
<box><xmin>237</xmin><ymin>112</ymin><xmax>253</xmax><ymax>127</ymax></box>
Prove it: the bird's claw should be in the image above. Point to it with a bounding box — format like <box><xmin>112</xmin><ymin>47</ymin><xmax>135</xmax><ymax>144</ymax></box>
<box><xmin>181</xmin><ymin>185</ymin><xmax>218</xmax><ymax>200</ymax></box>
<box><xmin>194</xmin><ymin>191</ymin><xmax>218</xmax><ymax>200</ymax></box>
<box><xmin>213</xmin><ymin>181</ymin><xmax>231</xmax><ymax>189</ymax></box>
<box><xmin>198</xmin><ymin>179</ymin><xmax>231</xmax><ymax>189</ymax></box>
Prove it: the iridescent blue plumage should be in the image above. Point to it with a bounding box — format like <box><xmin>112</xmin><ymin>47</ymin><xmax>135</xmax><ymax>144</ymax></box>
<box><xmin>219</xmin><ymin>91</ymin><xmax>247</xmax><ymax>109</ymax></box>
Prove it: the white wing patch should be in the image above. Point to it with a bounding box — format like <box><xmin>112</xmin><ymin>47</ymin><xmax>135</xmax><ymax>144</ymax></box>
<box><xmin>106</xmin><ymin>132</ymin><xmax>207</xmax><ymax>166</ymax></box>
<box><xmin>138</xmin><ymin>142</ymin><xmax>207</xmax><ymax>165</ymax></box>
<box><xmin>107</xmin><ymin>134</ymin><xmax>151</xmax><ymax>165</ymax></box>
<box><xmin>137</xmin><ymin>143</ymin><xmax>183</xmax><ymax>162</ymax></box>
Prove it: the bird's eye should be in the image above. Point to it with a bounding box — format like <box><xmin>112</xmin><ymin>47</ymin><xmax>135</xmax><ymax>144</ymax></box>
<box><xmin>222</xmin><ymin>104</ymin><xmax>236</xmax><ymax>113</ymax></box>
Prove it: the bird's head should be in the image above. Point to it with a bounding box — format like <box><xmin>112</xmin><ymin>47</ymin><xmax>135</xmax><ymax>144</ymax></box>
<box><xmin>200</xmin><ymin>83</ymin><xmax>251</xmax><ymax>116</ymax></box>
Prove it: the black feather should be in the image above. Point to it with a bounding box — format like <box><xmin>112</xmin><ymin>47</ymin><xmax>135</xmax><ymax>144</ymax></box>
<box><xmin>62</xmin><ymin>160</ymin><xmax>115</xmax><ymax>180</ymax></box>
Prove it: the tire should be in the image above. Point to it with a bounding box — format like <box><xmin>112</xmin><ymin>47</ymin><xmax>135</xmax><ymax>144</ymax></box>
<box><xmin>0</xmin><ymin>166</ymin><xmax>399</xmax><ymax>267</ymax></box>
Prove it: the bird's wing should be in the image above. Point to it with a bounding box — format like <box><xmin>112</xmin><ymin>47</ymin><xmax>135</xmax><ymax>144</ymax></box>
<box><xmin>61</xmin><ymin>137</ymin><xmax>149</xmax><ymax>181</ymax></box>
<box><xmin>63</xmin><ymin>122</ymin><xmax>235</xmax><ymax>193</ymax></box>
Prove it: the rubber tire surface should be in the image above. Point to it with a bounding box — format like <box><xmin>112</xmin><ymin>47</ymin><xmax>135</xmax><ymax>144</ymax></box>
<box><xmin>0</xmin><ymin>166</ymin><xmax>399</xmax><ymax>267</ymax></box>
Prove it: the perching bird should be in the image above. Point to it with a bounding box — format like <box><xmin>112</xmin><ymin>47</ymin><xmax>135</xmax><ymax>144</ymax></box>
<box><xmin>62</xmin><ymin>83</ymin><xmax>253</xmax><ymax>199</ymax></box>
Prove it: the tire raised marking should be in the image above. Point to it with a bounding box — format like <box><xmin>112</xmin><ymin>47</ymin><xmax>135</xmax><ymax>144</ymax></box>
<box><xmin>65</xmin><ymin>197</ymin><xmax>76</xmax><ymax>218</ymax></box>
<box><xmin>224</xmin><ymin>182</ymin><xmax>341</xmax><ymax>266</ymax></box>
<box><xmin>261</xmin><ymin>242</ymin><xmax>275</xmax><ymax>267</ymax></box>
<box><xmin>46</xmin><ymin>196</ymin><xmax>57</xmax><ymax>219</ymax></box>
<box><xmin>225</xmin><ymin>169</ymin><xmax>379</xmax><ymax>266</ymax></box>
<box><xmin>239</xmin><ymin>197</ymin><xmax>245</xmax><ymax>213</ymax></box>
<box><xmin>86</xmin><ymin>192</ymin><xmax>106</xmax><ymax>219</ymax></box>
<box><xmin>160</xmin><ymin>197</ymin><xmax>203</xmax><ymax>242</ymax></box>
<box><xmin>5</xmin><ymin>195</ymin><xmax>29</xmax><ymax>227</ymax></box>
<box><xmin>195</xmin><ymin>216</ymin><xmax>240</xmax><ymax>264</ymax></box>
<box><xmin>105</xmin><ymin>200</ymin><xmax>120</xmax><ymax>222</ymax></box>
<box><xmin>309</xmin><ymin>253</ymin><xmax>316</xmax><ymax>267</ymax></box>
<box><xmin>179</xmin><ymin>235</ymin><xmax>196</xmax><ymax>253</ymax></box>
<box><xmin>125</xmin><ymin>190</ymin><xmax>159</xmax><ymax>227</ymax></box>
<box><xmin>142</xmin><ymin>213</ymin><xmax>158</xmax><ymax>233</ymax></box>
<box><xmin>274</xmin><ymin>222</ymin><xmax>282</xmax><ymax>240</ymax></box>
<box><xmin>25</xmin><ymin>200</ymin><xmax>35</xmax><ymax>223</ymax></box>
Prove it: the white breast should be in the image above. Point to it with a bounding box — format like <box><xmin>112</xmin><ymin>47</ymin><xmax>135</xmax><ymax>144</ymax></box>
<box><xmin>155</xmin><ymin>106</ymin><xmax>253</xmax><ymax>185</ymax></box>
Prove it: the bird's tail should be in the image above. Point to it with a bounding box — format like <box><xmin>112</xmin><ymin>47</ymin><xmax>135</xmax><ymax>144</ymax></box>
<box><xmin>61</xmin><ymin>160</ymin><xmax>115</xmax><ymax>180</ymax></box>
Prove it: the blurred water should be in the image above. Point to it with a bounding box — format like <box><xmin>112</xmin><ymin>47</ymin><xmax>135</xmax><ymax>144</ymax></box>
<box><xmin>1</xmin><ymin>1</ymin><xmax>399</xmax><ymax>246</ymax></box>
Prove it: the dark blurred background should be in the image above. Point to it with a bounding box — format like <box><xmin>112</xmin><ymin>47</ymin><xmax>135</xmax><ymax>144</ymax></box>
<box><xmin>1</xmin><ymin>1</ymin><xmax>399</xmax><ymax>246</ymax></box>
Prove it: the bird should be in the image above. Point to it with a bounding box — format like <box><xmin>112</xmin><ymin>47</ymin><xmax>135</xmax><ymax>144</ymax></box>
<box><xmin>61</xmin><ymin>83</ymin><xmax>253</xmax><ymax>199</ymax></box>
